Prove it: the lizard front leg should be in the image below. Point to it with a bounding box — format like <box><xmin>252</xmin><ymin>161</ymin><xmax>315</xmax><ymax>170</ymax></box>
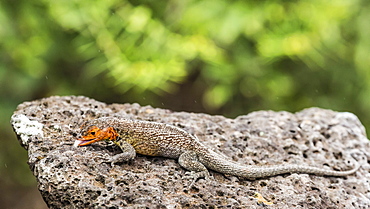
<box><xmin>178</xmin><ymin>151</ymin><xmax>211</xmax><ymax>187</ymax></box>
<box><xmin>109</xmin><ymin>140</ymin><xmax>136</xmax><ymax>165</ymax></box>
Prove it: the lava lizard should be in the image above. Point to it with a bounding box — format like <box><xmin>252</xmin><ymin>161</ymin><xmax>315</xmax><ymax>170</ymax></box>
<box><xmin>75</xmin><ymin>117</ymin><xmax>360</xmax><ymax>184</ymax></box>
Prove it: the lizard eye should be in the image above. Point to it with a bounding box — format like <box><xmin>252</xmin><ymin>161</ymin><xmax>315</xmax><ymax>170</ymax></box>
<box><xmin>83</xmin><ymin>126</ymin><xmax>99</xmax><ymax>137</ymax></box>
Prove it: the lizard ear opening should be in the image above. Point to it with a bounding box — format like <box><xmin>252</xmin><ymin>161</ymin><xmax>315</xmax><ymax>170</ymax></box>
<box><xmin>104</xmin><ymin>127</ymin><xmax>119</xmax><ymax>141</ymax></box>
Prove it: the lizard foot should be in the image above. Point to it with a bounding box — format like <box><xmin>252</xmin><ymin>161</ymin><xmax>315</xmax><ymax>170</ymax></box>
<box><xmin>183</xmin><ymin>171</ymin><xmax>211</xmax><ymax>188</ymax></box>
<box><xmin>101</xmin><ymin>152</ymin><xmax>135</xmax><ymax>167</ymax></box>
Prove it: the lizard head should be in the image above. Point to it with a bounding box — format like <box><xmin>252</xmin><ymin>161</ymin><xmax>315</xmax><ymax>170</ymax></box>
<box><xmin>75</xmin><ymin>125</ymin><xmax>119</xmax><ymax>147</ymax></box>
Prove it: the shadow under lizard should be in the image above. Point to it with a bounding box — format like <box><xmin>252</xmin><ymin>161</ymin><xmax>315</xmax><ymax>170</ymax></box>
<box><xmin>75</xmin><ymin>117</ymin><xmax>360</xmax><ymax>185</ymax></box>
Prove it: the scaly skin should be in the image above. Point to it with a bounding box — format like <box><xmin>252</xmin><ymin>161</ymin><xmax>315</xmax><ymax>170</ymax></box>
<box><xmin>77</xmin><ymin>117</ymin><xmax>360</xmax><ymax>183</ymax></box>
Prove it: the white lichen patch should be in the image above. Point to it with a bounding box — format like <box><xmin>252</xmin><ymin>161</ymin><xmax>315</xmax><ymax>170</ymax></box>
<box><xmin>11</xmin><ymin>114</ymin><xmax>44</xmax><ymax>146</ymax></box>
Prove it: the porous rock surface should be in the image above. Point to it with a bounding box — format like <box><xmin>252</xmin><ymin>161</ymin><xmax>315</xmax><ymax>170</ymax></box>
<box><xmin>11</xmin><ymin>96</ymin><xmax>370</xmax><ymax>208</ymax></box>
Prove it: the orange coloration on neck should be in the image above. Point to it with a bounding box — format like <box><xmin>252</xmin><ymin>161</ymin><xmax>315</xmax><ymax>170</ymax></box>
<box><xmin>78</xmin><ymin>126</ymin><xmax>119</xmax><ymax>146</ymax></box>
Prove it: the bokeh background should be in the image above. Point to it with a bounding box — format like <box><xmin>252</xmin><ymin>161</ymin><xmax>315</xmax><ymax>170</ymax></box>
<box><xmin>1</xmin><ymin>0</ymin><xmax>370</xmax><ymax>208</ymax></box>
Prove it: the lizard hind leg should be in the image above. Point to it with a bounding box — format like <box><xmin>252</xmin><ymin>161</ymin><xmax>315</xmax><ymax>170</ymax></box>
<box><xmin>178</xmin><ymin>151</ymin><xmax>211</xmax><ymax>187</ymax></box>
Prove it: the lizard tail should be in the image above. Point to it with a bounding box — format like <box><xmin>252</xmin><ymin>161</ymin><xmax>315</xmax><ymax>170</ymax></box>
<box><xmin>198</xmin><ymin>149</ymin><xmax>360</xmax><ymax>179</ymax></box>
<box><xmin>235</xmin><ymin>162</ymin><xmax>360</xmax><ymax>178</ymax></box>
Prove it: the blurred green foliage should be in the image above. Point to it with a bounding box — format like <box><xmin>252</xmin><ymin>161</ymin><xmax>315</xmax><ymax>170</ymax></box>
<box><xmin>1</xmin><ymin>0</ymin><xmax>370</xmax><ymax>207</ymax></box>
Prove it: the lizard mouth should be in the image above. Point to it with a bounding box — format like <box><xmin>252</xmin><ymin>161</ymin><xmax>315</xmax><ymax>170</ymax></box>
<box><xmin>74</xmin><ymin>126</ymin><xmax>119</xmax><ymax>147</ymax></box>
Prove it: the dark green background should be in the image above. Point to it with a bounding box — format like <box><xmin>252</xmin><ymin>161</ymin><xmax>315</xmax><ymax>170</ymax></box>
<box><xmin>1</xmin><ymin>0</ymin><xmax>369</xmax><ymax>208</ymax></box>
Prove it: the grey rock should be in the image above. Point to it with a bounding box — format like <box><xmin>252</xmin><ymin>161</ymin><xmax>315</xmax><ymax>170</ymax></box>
<box><xmin>11</xmin><ymin>96</ymin><xmax>370</xmax><ymax>208</ymax></box>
